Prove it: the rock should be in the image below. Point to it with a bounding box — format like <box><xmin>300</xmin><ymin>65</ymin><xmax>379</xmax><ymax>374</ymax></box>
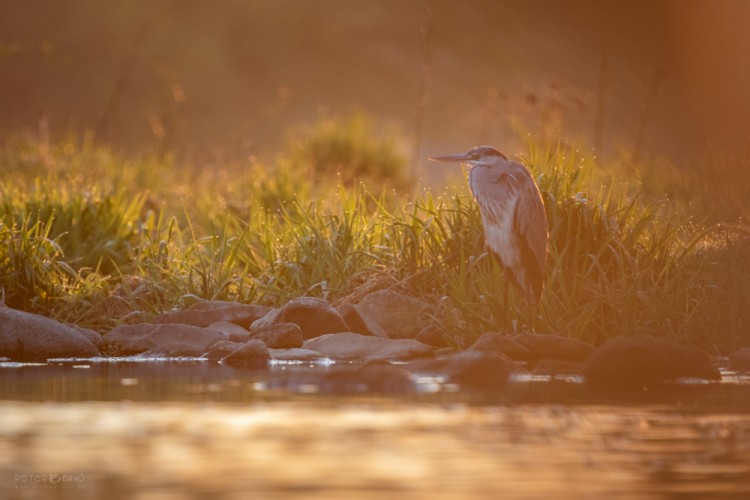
<box><xmin>728</xmin><ymin>347</ymin><xmax>750</xmax><ymax>373</ymax></box>
<box><xmin>302</xmin><ymin>332</ymin><xmax>434</xmax><ymax>361</ymax></box>
<box><xmin>221</xmin><ymin>339</ymin><xmax>270</xmax><ymax>368</ymax></box>
<box><xmin>583</xmin><ymin>335</ymin><xmax>721</xmax><ymax>389</ymax></box>
<box><xmin>263</xmin><ymin>360</ymin><xmax>414</xmax><ymax>393</ymax></box>
<box><xmin>469</xmin><ymin>332</ymin><xmax>532</xmax><ymax>361</ymax></box>
<box><xmin>205</xmin><ymin>340</ymin><xmax>244</xmax><ymax>362</ymax></box>
<box><xmin>153</xmin><ymin>301</ymin><xmax>272</xmax><ymax>328</ymax></box>
<box><xmin>251</xmin><ymin>323</ymin><xmax>303</xmax><ymax>348</ymax></box>
<box><xmin>269</xmin><ymin>348</ymin><xmax>327</xmax><ymax>362</ymax></box>
<box><xmin>415</xmin><ymin>325</ymin><xmax>449</xmax><ymax>348</ymax></box>
<box><xmin>337</xmin><ymin>304</ymin><xmax>376</xmax><ymax>336</ymax></box>
<box><xmin>207</xmin><ymin>321</ymin><xmax>252</xmax><ymax>342</ymax></box>
<box><xmin>531</xmin><ymin>359</ymin><xmax>584</xmax><ymax>377</ymax></box>
<box><xmin>104</xmin><ymin>323</ymin><xmax>226</xmax><ymax>357</ymax></box>
<box><xmin>0</xmin><ymin>307</ymin><xmax>101</xmax><ymax>361</ymax></box>
<box><xmin>321</xmin><ymin>362</ymin><xmax>415</xmax><ymax>393</ymax></box>
<box><xmin>70</xmin><ymin>325</ymin><xmax>104</xmax><ymax>349</ymax></box>
<box><xmin>408</xmin><ymin>351</ymin><xmax>513</xmax><ymax>390</ymax></box>
<box><xmin>512</xmin><ymin>333</ymin><xmax>594</xmax><ymax>365</ymax></box>
<box><xmin>356</xmin><ymin>290</ymin><xmax>431</xmax><ymax>339</ymax></box>
<box><xmin>250</xmin><ymin>297</ymin><xmax>349</xmax><ymax>340</ymax></box>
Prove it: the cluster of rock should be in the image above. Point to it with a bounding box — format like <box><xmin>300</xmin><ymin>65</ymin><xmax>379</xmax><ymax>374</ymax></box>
<box><xmin>1</xmin><ymin>289</ymin><xmax>748</xmax><ymax>392</ymax></box>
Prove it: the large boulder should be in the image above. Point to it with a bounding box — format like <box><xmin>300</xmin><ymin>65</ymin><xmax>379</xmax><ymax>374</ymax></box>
<box><xmin>250</xmin><ymin>297</ymin><xmax>349</xmax><ymax>340</ymax></box>
<box><xmin>469</xmin><ymin>332</ymin><xmax>532</xmax><ymax>361</ymax></box>
<box><xmin>583</xmin><ymin>335</ymin><xmax>721</xmax><ymax>389</ymax></box>
<box><xmin>0</xmin><ymin>307</ymin><xmax>101</xmax><ymax>361</ymax></box>
<box><xmin>250</xmin><ymin>323</ymin><xmax>304</xmax><ymax>349</ymax></box>
<box><xmin>356</xmin><ymin>290</ymin><xmax>431</xmax><ymax>339</ymax></box>
<box><xmin>302</xmin><ymin>332</ymin><xmax>433</xmax><ymax>361</ymax></box>
<box><xmin>728</xmin><ymin>347</ymin><xmax>750</xmax><ymax>373</ymax></box>
<box><xmin>221</xmin><ymin>339</ymin><xmax>270</xmax><ymax>368</ymax></box>
<box><xmin>512</xmin><ymin>333</ymin><xmax>594</xmax><ymax>365</ymax></box>
<box><xmin>104</xmin><ymin>323</ymin><xmax>226</xmax><ymax>357</ymax></box>
<box><xmin>408</xmin><ymin>351</ymin><xmax>514</xmax><ymax>390</ymax></box>
<box><xmin>153</xmin><ymin>301</ymin><xmax>272</xmax><ymax>328</ymax></box>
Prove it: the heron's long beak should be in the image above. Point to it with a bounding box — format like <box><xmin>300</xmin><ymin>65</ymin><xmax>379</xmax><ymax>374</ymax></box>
<box><xmin>428</xmin><ymin>153</ymin><xmax>469</xmax><ymax>163</ymax></box>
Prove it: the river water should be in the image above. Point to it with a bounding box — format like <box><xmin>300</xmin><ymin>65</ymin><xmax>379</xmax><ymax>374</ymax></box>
<box><xmin>1</xmin><ymin>359</ymin><xmax>749</xmax><ymax>499</ymax></box>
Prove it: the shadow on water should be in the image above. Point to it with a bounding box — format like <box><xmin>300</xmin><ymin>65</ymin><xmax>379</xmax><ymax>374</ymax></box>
<box><xmin>1</xmin><ymin>359</ymin><xmax>750</xmax><ymax>499</ymax></box>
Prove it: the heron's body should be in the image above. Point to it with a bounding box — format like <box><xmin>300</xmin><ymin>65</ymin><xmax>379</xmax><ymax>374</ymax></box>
<box><xmin>430</xmin><ymin>146</ymin><xmax>548</xmax><ymax>304</ymax></box>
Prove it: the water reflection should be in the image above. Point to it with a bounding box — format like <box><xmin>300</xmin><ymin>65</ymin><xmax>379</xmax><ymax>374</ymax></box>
<box><xmin>1</xmin><ymin>360</ymin><xmax>749</xmax><ymax>498</ymax></box>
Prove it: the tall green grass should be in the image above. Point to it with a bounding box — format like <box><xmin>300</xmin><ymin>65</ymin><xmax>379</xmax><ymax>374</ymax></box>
<box><xmin>0</xmin><ymin>129</ymin><xmax>748</xmax><ymax>351</ymax></box>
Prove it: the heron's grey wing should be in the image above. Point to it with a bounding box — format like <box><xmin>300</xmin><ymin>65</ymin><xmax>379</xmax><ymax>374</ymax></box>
<box><xmin>512</xmin><ymin>171</ymin><xmax>549</xmax><ymax>282</ymax></box>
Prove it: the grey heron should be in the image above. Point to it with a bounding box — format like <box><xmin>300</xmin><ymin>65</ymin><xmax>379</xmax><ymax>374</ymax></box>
<box><xmin>430</xmin><ymin>146</ymin><xmax>548</xmax><ymax>309</ymax></box>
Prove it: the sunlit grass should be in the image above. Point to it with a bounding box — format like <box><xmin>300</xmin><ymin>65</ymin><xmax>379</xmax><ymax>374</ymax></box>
<box><xmin>0</xmin><ymin>130</ymin><xmax>748</xmax><ymax>352</ymax></box>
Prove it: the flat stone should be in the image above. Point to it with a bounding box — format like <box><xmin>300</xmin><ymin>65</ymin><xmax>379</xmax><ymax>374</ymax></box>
<box><xmin>104</xmin><ymin>323</ymin><xmax>226</xmax><ymax>357</ymax></box>
<box><xmin>269</xmin><ymin>348</ymin><xmax>327</xmax><ymax>362</ymax></box>
<box><xmin>153</xmin><ymin>302</ymin><xmax>272</xmax><ymax>328</ymax></box>
<box><xmin>221</xmin><ymin>339</ymin><xmax>270</xmax><ymax>368</ymax></box>
<box><xmin>583</xmin><ymin>335</ymin><xmax>721</xmax><ymax>389</ymax></box>
<box><xmin>0</xmin><ymin>307</ymin><xmax>100</xmax><ymax>361</ymax></box>
<box><xmin>356</xmin><ymin>290</ymin><xmax>431</xmax><ymax>339</ymax></box>
<box><xmin>302</xmin><ymin>332</ymin><xmax>434</xmax><ymax>361</ymax></box>
<box><xmin>408</xmin><ymin>351</ymin><xmax>513</xmax><ymax>390</ymax></box>
<box><xmin>512</xmin><ymin>333</ymin><xmax>594</xmax><ymax>365</ymax></box>
<box><xmin>728</xmin><ymin>347</ymin><xmax>750</xmax><ymax>373</ymax></box>
<box><xmin>251</xmin><ymin>297</ymin><xmax>349</xmax><ymax>340</ymax></box>
<box><xmin>208</xmin><ymin>321</ymin><xmax>252</xmax><ymax>342</ymax></box>
<box><xmin>469</xmin><ymin>332</ymin><xmax>532</xmax><ymax>361</ymax></box>
<box><xmin>251</xmin><ymin>323</ymin><xmax>303</xmax><ymax>348</ymax></box>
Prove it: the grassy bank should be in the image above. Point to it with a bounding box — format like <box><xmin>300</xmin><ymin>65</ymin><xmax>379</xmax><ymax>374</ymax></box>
<box><xmin>1</xmin><ymin>126</ymin><xmax>748</xmax><ymax>352</ymax></box>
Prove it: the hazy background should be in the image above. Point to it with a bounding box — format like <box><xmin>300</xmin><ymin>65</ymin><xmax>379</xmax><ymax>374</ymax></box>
<box><xmin>2</xmin><ymin>0</ymin><xmax>750</xmax><ymax>171</ymax></box>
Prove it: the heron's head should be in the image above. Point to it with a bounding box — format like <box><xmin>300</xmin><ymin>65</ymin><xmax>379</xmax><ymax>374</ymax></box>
<box><xmin>429</xmin><ymin>145</ymin><xmax>507</xmax><ymax>168</ymax></box>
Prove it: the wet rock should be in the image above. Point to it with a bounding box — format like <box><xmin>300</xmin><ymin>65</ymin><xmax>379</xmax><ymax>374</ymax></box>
<box><xmin>337</xmin><ymin>304</ymin><xmax>376</xmax><ymax>336</ymax></box>
<box><xmin>251</xmin><ymin>323</ymin><xmax>303</xmax><ymax>349</ymax></box>
<box><xmin>221</xmin><ymin>339</ymin><xmax>270</xmax><ymax>368</ymax></box>
<box><xmin>263</xmin><ymin>360</ymin><xmax>414</xmax><ymax>393</ymax></box>
<box><xmin>268</xmin><ymin>348</ymin><xmax>327</xmax><ymax>362</ymax></box>
<box><xmin>531</xmin><ymin>359</ymin><xmax>584</xmax><ymax>377</ymax></box>
<box><xmin>153</xmin><ymin>301</ymin><xmax>272</xmax><ymax>328</ymax></box>
<box><xmin>512</xmin><ymin>333</ymin><xmax>594</xmax><ymax>365</ymax></box>
<box><xmin>302</xmin><ymin>332</ymin><xmax>434</xmax><ymax>361</ymax></box>
<box><xmin>0</xmin><ymin>307</ymin><xmax>101</xmax><ymax>361</ymax></box>
<box><xmin>104</xmin><ymin>323</ymin><xmax>226</xmax><ymax>357</ymax></box>
<box><xmin>208</xmin><ymin>321</ymin><xmax>253</xmax><ymax>343</ymax></box>
<box><xmin>469</xmin><ymin>332</ymin><xmax>532</xmax><ymax>361</ymax></box>
<box><xmin>583</xmin><ymin>335</ymin><xmax>721</xmax><ymax>389</ymax></box>
<box><xmin>356</xmin><ymin>290</ymin><xmax>431</xmax><ymax>339</ymax></box>
<box><xmin>251</xmin><ymin>297</ymin><xmax>349</xmax><ymax>340</ymax></box>
<box><xmin>728</xmin><ymin>347</ymin><xmax>750</xmax><ymax>373</ymax></box>
<box><xmin>415</xmin><ymin>325</ymin><xmax>449</xmax><ymax>348</ymax></box>
<box><xmin>408</xmin><ymin>351</ymin><xmax>513</xmax><ymax>390</ymax></box>
<box><xmin>321</xmin><ymin>361</ymin><xmax>415</xmax><ymax>393</ymax></box>
<box><xmin>205</xmin><ymin>340</ymin><xmax>244</xmax><ymax>362</ymax></box>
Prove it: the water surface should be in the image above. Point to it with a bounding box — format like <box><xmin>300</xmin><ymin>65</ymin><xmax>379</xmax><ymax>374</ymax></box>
<box><xmin>1</xmin><ymin>359</ymin><xmax>749</xmax><ymax>499</ymax></box>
